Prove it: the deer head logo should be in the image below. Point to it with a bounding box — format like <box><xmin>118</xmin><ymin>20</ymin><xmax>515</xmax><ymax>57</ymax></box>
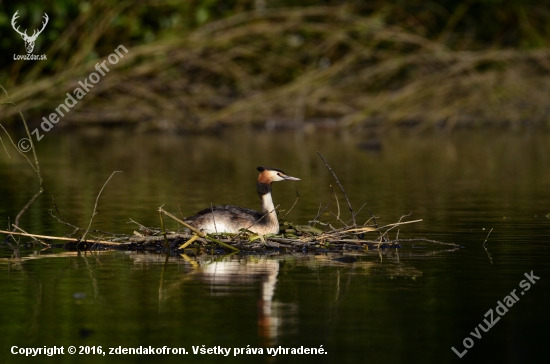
<box><xmin>11</xmin><ymin>11</ymin><xmax>49</xmax><ymax>54</ymax></box>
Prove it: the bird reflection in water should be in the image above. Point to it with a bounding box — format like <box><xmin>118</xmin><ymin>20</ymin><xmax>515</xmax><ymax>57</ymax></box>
<box><xmin>139</xmin><ymin>252</ymin><xmax>296</xmax><ymax>347</ymax></box>
<box><xmin>194</xmin><ymin>255</ymin><xmax>296</xmax><ymax>348</ymax></box>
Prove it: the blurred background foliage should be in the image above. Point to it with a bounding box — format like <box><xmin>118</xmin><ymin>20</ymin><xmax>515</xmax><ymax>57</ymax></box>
<box><xmin>1</xmin><ymin>0</ymin><xmax>549</xmax><ymax>131</ymax></box>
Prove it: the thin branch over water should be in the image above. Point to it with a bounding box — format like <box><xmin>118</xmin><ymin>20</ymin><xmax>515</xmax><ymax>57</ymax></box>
<box><xmin>0</xmin><ymin>86</ymin><xmax>45</xmax><ymax>244</ymax></box>
<box><xmin>317</xmin><ymin>151</ymin><xmax>357</xmax><ymax>226</ymax></box>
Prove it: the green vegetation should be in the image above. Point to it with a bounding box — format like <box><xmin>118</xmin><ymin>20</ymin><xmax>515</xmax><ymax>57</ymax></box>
<box><xmin>1</xmin><ymin>0</ymin><xmax>550</xmax><ymax>131</ymax></box>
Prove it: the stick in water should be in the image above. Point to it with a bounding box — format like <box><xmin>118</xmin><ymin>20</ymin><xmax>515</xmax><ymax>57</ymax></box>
<box><xmin>81</xmin><ymin>171</ymin><xmax>122</xmax><ymax>241</ymax></box>
<box><xmin>317</xmin><ymin>151</ymin><xmax>357</xmax><ymax>226</ymax></box>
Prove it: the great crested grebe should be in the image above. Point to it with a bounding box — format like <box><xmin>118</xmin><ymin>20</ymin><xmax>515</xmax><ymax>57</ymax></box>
<box><xmin>186</xmin><ymin>166</ymin><xmax>300</xmax><ymax>235</ymax></box>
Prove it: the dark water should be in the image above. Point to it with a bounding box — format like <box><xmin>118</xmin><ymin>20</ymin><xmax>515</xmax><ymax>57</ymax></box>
<box><xmin>0</xmin><ymin>130</ymin><xmax>549</xmax><ymax>363</ymax></box>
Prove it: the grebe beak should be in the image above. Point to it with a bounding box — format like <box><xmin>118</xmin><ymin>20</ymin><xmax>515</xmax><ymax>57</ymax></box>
<box><xmin>283</xmin><ymin>175</ymin><xmax>300</xmax><ymax>181</ymax></box>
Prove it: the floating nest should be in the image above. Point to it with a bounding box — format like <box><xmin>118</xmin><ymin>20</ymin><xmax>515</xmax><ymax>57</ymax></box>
<box><xmin>2</xmin><ymin>208</ymin><xmax>458</xmax><ymax>254</ymax></box>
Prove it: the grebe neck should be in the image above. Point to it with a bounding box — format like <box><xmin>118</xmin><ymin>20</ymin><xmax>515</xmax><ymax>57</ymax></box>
<box><xmin>257</xmin><ymin>182</ymin><xmax>277</xmax><ymax>225</ymax></box>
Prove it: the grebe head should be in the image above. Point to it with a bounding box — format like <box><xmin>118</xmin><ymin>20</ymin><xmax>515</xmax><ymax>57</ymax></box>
<box><xmin>257</xmin><ymin>166</ymin><xmax>300</xmax><ymax>183</ymax></box>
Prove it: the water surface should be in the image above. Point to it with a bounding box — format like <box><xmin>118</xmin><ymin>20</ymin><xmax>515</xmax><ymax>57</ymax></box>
<box><xmin>0</xmin><ymin>130</ymin><xmax>549</xmax><ymax>363</ymax></box>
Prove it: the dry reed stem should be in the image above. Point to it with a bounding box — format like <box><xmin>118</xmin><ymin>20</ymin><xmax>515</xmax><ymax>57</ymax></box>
<box><xmin>482</xmin><ymin>228</ymin><xmax>493</xmax><ymax>246</ymax></box>
<box><xmin>81</xmin><ymin>171</ymin><xmax>122</xmax><ymax>241</ymax></box>
<box><xmin>305</xmin><ymin>226</ymin><xmax>378</xmax><ymax>242</ymax></box>
<box><xmin>332</xmin><ymin>186</ymin><xmax>341</xmax><ymax>221</ymax></box>
<box><xmin>309</xmin><ymin>194</ymin><xmax>333</xmax><ymax>228</ymax></box>
<box><xmin>0</xmin><ymin>229</ymin><xmax>126</xmax><ymax>246</ymax></box>
<box><xmin>280</xmin><ymin>184</ymin><xmax>299</xmax><ymax>221</ymax></box>
<box><xmin>387</xmin><ymin>238</ymin><xmax>459</xmax><ymax>248</ymax></box>
<box><xmin>378</xmin><ymin>219</ymin><xmax>423</xmax><ymax>230</ymax></box>
<box><xmin>48</xmin><ymin>200</ymin><xmax>83</xmax><ymax>236</ymax></box>
<box><xmin>11</xmin><ymin>225</ymin><xmax>50</xmax><ymax>247</ymax></box>
<box><xmin>178</xmin><ymin>234</ymin><xmax>200</xmax><ymax>250</ymax></box>
<box><xmin>317</xmin><ymin>151</ymin><xmax>356</xmax><ymax>226</ymax></box>
<box><xmin>482</xmin><ymin>227</ymin><xmax>494</xmax><ymax>264</ymax></box>
<box><xmin>158</xmin><ymin>207</ymin><xmax>170</xmax><ymax>250</ymax></box>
